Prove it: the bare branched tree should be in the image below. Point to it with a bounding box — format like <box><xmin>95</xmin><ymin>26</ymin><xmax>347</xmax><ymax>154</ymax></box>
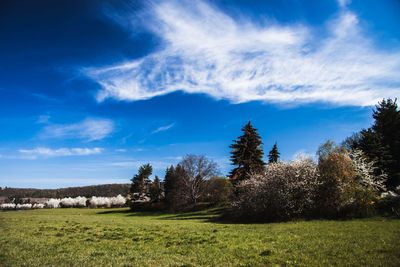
<box><xmin>179</xmin><ymin>154</ymin><xmax>219</xmax><ymax>204</ymax></box>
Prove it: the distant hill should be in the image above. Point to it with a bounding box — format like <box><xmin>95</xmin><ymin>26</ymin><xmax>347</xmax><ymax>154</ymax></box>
<box><xmin>0</xmin><ymin>184</ymin><xmax>131</xmax><ymax>199</ymax></box>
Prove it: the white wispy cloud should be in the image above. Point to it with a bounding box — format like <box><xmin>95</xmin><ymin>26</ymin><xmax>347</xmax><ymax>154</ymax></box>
<box><xmin>164</xmin><ymin>156</ymin><xmax>182</xmax><ymax>161</ymax></box>
<box><xmin>115</xmin><ymin>148</ymin><xmax>127</xmax><ymax>152</ymax></box>
<box><xmin>337</xmin><ymin>0</ymin><xmax>351</xmax><ymax>8</ymax></box>
<box><xmin>41</xmin><ymin>118</ymin><xmax>114</xmax><ymax>141</ymax></box>
<box><xmin>292</xmin><ymin>150</ymin><xmax>316</xmax><ymax>162</ymax></box>
<box><xmin>108</xmin><ymin>160</ymin><xmax>170</xmax><ymax>169</ymax></box>
<box><xmin>85</xmin><ymin>0</ymin><xmax>400</xmax><ymax>106</ymax></box>
<box><xmin>37</xmin><ymin>115</ymin><xmax>51</xmax><ymax>124</ymax></box>
<box><xmin>151</xmin><ymin>123</ymin><xmax>175</xmax><ymax>134</ymax></box>
<box><xmin>18</xmin><ymin>147</ymin><xmax>103</xmax><ymax>158</ymax></box>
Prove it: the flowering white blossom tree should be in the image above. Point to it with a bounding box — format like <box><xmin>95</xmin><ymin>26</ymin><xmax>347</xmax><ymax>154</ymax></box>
<box><xmin>90</xmin><ymin>195</ymin><xmax>126</xmax><ymax>208</ymax></box>
<box><xmin>232</xmin><ymin>158</ymin><xmax>320</xmax><ymax>221</ymax></box>
<box><xmin>16</xmin><ymin>203</ymin><xmax>32</xmax><ymax>210</ymax></box>
<box><xmin>46</xmin><ymin>198</ymin><xmax>61</xmax><ymax>208</ymax></box>
<box><xmin>0</xmin><ymin>203</ymin><xmax>16</xmax><ymax>210</ymax></box>
<box><xmin>60</xmin><ymin>196</ymin><xmax>87</xmax><ymax>208</ymax></box>
<box><xmin>349</xmin><ymin>149</ymin><xmax>387</xmax><ymax>192</ymax></box>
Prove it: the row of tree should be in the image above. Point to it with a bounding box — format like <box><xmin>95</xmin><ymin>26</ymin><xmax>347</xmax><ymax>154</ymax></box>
<box><xmin>130</xmin><ymin>98</ymin><xmax>399</xmax><ymax>218</ymax></box>
<box><xmin>344</xmin><ymin>98</ymin><xmax>400</xmax><ymax>189</ymax></box>
<box><xmin>0</xmin><ymin>184</ymin><xmax>130</xmax><ymax>199</ymax></box>
<box><xmin>229</xmin><ymin>98</ymin><xmax>399</xmax><ymax>190</ymax></box>
<box><xmin>130</xmin><ymin>155</ymin><xmax>232</xmax><ymax>211</ymax></box>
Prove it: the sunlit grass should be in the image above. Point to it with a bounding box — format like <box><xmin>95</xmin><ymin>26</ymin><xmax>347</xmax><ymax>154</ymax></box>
<box><xmin>0</xmin><ymin>208</ymin><xmax>399</xmax><ymax>266</ymax></box>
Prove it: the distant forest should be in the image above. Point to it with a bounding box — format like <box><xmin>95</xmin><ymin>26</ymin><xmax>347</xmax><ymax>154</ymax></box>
<box><xmin>0</xmin><ymin>184</ymin><xmax>130</xmax><ymax>199</ymax></box>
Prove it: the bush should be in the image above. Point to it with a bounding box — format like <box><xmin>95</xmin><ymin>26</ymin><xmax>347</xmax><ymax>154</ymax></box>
<box><xmin>378</xmin><ymin>187</ymin><xmax>400</xmax><ymax>217</ymax></box>
<box><xmin>16</xmin><ymin>203</ymin><xmax>32</xmax><ymax>210</ymax></box>
<box><xmin>130</xmin><ymin>201</ymin><xmax>168</xmax><ymax>212</ymax></box>
<box><xmin>201</xmin><ymin>177</ymin><xmax>234</xmax><ymax>203</ymax></box>
<box><xmin>231</xmin><ymin>159</ymin><xmax>320</xmax><ymax>221</ymax></box>
<box><xmin>1</xmin><ymin>203</ymin><xmax>16</xmax><ymax>210</ymax></box>
<box><xmin>90</xmin><ymin>195</ymin><xmax>126</xmax><ymax>208</ymax></box>
<box><xmin>110</xmin><ymin>194</ymin><xmax>127</xmax><ymax>206</ymax></box>
<box><xmin>46</xmin><ymin>198</ymin><xmax>61</xmax><ymax>208</ymax></box>
<box><xmin>33</xmin><ymin>203</ymin><xmax>45</xmax><ymax>209</ymax></box>
<box><xmin>317</xmin><ymin>152</ymin><xmax>356</xmax><ymax>217</ymax></box>
<box><xmin>60</xmin><ymin>196</ymin><xmax>87</xmax><ymax>208</ymax></box>
<box><xmin>317</xmin><ymin>149</ymin><xmax>387</xmax><ymax>218</ymax></box>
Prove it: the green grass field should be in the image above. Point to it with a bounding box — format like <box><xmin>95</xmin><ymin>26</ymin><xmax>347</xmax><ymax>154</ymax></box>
<box><xmin>0</xmin><ymin>208</ymin><xmax>399</xmax><ymax>266</ymax></box>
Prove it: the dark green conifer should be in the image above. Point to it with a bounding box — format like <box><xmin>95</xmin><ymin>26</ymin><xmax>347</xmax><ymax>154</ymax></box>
<box><xmin>130</xmin><ymin>164</ymin><xmax>152</xmax><ymax>198</ymax></box>
<box><xmin>268</xmin><ymin>142</ymin><xmax>280</xmax><ymax>163</ymax></box>
<box><xmin>371</xmin><ymin>99</ymin><xmax>400</xmax><ymax>188</ymax></box>
<box><xmin>229</xmin><ymin>121</ymin><xmax>265</xmax><ymax>182</ymax></box>
<box><xmin>163</xmin><ymin>165</ymin><xmax>175</xmax><ymax>205</ymax></box>
<box><xmin>348</xmin><ymin>98</ymin><xmax>400</xmax><ymax>188</ymax></box>
<box><xmin>149</xmin><ymin>175</ymin><xmax>163</xmax><ymax>202</ymax></box>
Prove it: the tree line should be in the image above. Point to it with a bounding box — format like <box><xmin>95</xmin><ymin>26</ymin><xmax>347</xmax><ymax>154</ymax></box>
<box><xmin>131</xmin><ymin>98</ymin><xmax>399</xmax><ymax>220</ymax></box>
<box><xmin>0</xmin><ymin>184</ymin><xmax>131</xmax><ymax>199</ymax></box>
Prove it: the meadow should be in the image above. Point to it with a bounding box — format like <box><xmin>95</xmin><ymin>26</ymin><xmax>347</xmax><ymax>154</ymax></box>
<box><xmin>0</xmin><ymin>208</ymin><xmax>399</xmax><ymax>266</ymax></box>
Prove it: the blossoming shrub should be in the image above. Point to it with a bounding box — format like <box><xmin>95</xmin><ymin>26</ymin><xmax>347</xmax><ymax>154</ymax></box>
<box><xmin>232</xmin><ymin>159</ymin><xmax>320</xmax><ymax>221</ymax></box>
<box><xmin>33</xmin><ymin>203</ymin><xmax>45</xmax><ymax>209</ymax></box>
<box><xmin>59</xmin><ymin>196</ymin><xmax>88</xmax><ymax>208</ymax></box>
<box><xmin>46</xmin><ymin>198</ymin><xmax>61</xmax><ymax>208</ymax></box>
<box><xmin>90</xmin><ymin>196</ymin><xmax>111</xmax><ymax>208</ymax></box>
<box><xmin>89</xmin><ymin>195</ymin><xmax>126</xmax><ymax>208</ymax></box>
<box><xmin>0</xmin><ymin>203</ymin><xmax>16</xmax><ymax>210</ymax></box>
<box><xmin>1</xmin><ymin>195</ymin><xmax>125</xmax><ymax>210</ymax></box>
<box><xmin>110</xmin><ymin>194</ymin><xmax>126</xmax><ymax>206</ymax></box>
<box><xmin>0</xmin><ymin>203</ymin><xmax>46</xmax><ymax>210</ymax></box>
<box><xmin>16</xmin><ymin>203</ymin><xmax>32</xmax><ymax>210</ymax></box>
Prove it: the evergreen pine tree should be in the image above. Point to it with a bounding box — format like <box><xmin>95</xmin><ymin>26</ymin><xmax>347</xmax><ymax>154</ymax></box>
<box><xmin>149</xmin><ymin>175</ymin><xmax>163</xmax><ymax>202</ymax></box>
<box><xmin>229</xmin><ymin>121</ymin><xmax>265</xmax><ymax>182</ymax></box>
<box><xmin>163</xmin><ymin>165</ymin><xmax>175</xmax><ymax>205</ymax></box>
<box><xmin>348</xmin><ymin>98</ymin><xmax>400</xmax><ymax>189</ymax></box>
<box><xmin>268</xmin><ymin>142</ymin><xmax>280</xmax><ymax>163</ymax></box>
<box><xmin>371</xmin><ymin>98</ymin><xmax>400</xmax><ymax>188</ymax></box>
<box><xmin>163</xmin><ymin>164</ymin><xmax>189</xmax><ymax>211</ymax></box>
<box><xmin>130</xmin><ymin>164</ymin><xmax>152</xmax><ymax>200</ymax></box>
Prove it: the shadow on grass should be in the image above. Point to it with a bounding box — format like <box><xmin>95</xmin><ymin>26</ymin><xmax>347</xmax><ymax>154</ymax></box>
<box><xmin>95</xmin><ymin>206</ymin><xmax>400</xmax><ymax>225</ymax></box>
<box><xmin>94</xmin><ymin>206</ymin><xmax>231</xmax><ymax>223</ymax></box>
<box><xmin>96</xmin><ymin>209</ymin><xmax>132</xmax><ymax>215</ymax></box>
<box><xmin>93</xmin><ymin>205</ymin><xmax>301</xmax><ymax>224</ymax></box>
<box><xmin>96</xmin><ymin>209</ymin><xmax>168</xmax><ymax>217</ymax></box>
<box><xmin>159</xmin><ymin>208</ymin><xmax>224</xmax><ymax>221</ymax></box>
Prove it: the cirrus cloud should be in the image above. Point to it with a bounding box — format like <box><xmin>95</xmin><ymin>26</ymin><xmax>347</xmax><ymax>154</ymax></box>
<box><xmin>18</xmin><ymin>147</ymin><xmax>103</xmax><ymax>158</ymax></box>
<box><xmin>41</xmin><ymin>118</ymin><xmax>114</xmax><ymax>141</ymax></box>
<box><xmin>151</xmin><ymin>123</ymin><xmax>175</xmax><ymax>134</ymax></box>
<box><xmin>85</xmin><ymin>0</ymin><xmax>400</xmax><ymax>106</ymax></box>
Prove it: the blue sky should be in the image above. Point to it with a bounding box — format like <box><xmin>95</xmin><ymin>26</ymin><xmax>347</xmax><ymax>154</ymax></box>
<box><xmin>0</xmin><ymin>0</ymin><xmax>399</xmax><ymax>188</ymax></box>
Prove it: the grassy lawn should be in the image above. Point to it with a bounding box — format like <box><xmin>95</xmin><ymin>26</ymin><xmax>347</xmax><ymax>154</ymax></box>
<box><xmin>0</xmin><ymin>208</ymin><xmax>399</xmax><ymax>266</ymax></box>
